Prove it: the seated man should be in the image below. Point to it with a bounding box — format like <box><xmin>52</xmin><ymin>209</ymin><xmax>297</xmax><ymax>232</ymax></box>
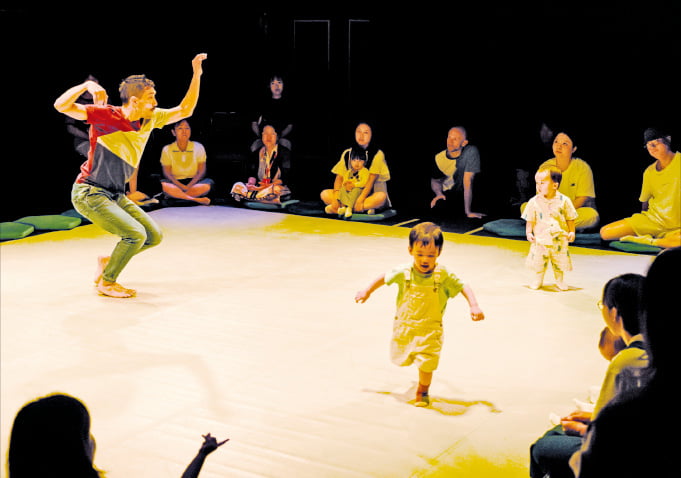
<box><xmin>160</xmin><ymin>119</ymin><xmax>213</xmax><ymax>205</ymax></box>
<box><xmin>231</xmin><ymin>124</ymin><xmax>291</xmax><ymax>204</ymax></box>
<box><xmin>430</xmin><ymin>126</ymin><xmax>485</xmax><ymax>218</ymax></box>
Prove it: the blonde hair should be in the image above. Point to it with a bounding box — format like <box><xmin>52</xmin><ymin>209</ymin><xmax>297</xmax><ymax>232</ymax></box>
<box><xmin>119</xmin><ymin>74</ymin><xmax>155</xmax><ymax>104</ymax></box>
<box><xmin>536</xmin><ymin>165</ymin><xmax>563</xmax><ymax>186</ymax></box>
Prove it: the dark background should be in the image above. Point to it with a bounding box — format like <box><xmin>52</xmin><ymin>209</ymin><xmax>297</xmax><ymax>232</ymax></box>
<box><xmin>1</xmin><ymin>2</ymin><xmax>679</xmax><ymax>223</ymax></box>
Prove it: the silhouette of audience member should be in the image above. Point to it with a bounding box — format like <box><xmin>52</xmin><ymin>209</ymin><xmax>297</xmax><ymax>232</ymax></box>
<box><xmin>7</xmin><ymin>392</ymin><xmax>228</xmax><ymax>478</ymax></box>
<box><xmin>250</xmin><ymin>74</ymin><xmax>293</xmax><ymax>152</ymax></box>
<box><xmin>160</xmin><ymin>119</ymin><xmax>213</xmax><ymax>205</ymax></box>
<box><xmin>570</xmin><ymin>247</ymin><xmax>681</xmax><ymax>477</ymax></box>
<box><xmin>430</xmin><ymin>126</ymin><xmax>485</xmax><ymax>218</ymax></box>
<box><xmin>599</xmin><ymin>128</ymin><xmax>680</xmax><ymax>249</ymax></box>
<box><xmin>529</xmin><ymin>273</ymin><xmax>647</xmax><ymax>478</ymax></box>
<box><xmin>321</xmin><ymin>122</ymin><xmax>390</xmax><ymax>215</ymax></box>
<box><xmin>231</xmin><ymin>124</ymin><xmax>292</xmax><ymax>203</ymax></box>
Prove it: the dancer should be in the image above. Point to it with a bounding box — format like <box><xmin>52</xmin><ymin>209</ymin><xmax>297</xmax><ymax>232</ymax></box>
<box><xmin>355</xmin><ymin>222</ymin><xmax>484</xmax><ymax>407</ymax></box>
<box><xmin>54</xmin><ymin>53</ymin><xmax>208</xmax><ymax>298</ymax></box>
<box><xmin>523</xmin><ymin>165</ymin><xmax>577</xmax><ymax>290</ymax></box>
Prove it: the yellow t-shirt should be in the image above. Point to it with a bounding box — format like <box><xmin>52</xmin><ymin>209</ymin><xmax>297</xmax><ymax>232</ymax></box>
<box><xmin>160</xmin><ymin>141</ymin><xmax>207</xmax><ymax>180</ymax></box>
<box><xmin>640</xmin><ymin>151</ymin><xmax>681</xmax><ymax>230</ymax></box>
<box><xmin>540</xmin><ymin>157</ymin><xmax>596</xmax><ymax>203</ymax></box>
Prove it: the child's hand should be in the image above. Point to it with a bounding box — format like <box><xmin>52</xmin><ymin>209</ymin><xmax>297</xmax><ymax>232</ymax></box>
<box><xmin>355</xmin><ymin>290</ymin><xmax>370</xmax><ymax>303</ymax></box>
<box><xmin>526</xmin><ymin>232</ymin><xmax>535</xmax><ymax>243</ymax></box>
<box><xmin>567</xmin><ymin>231</ymin><xmax>576</xmax><ymax>242</ymax></box>
<box><xmin>470</xmin><ymin>306</ymin><xmax>484</xmax><ymax>321</ymax></box>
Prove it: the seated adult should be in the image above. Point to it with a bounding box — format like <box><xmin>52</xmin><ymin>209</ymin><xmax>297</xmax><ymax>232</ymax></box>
<box><xmin>321</xmin><ymin>121</ymin><xmax>390</xmax><ymax>215</ymax></box>
<box><xmin>599</xmin><ymin>128</ymin><xmax>680</xmax><ymax>249</ymax></box>
<box><xmin>569</xmin><ymin>247</ymin><xmax>681</xmax><ymax>477</ymax></box>
<box><xmin>430</xmin><ymin>126</ymin><xmax>485</xmax><ymax>218</ymax></box>
<box><xmin>521</xmin><ymin>131</ymin><xmax>599</xmax><ymax>231</ymax></box>
<box><xmin>160</xmin><ymin>119</ymin><xmax>213</xmax><ymax>205</ymax></box>
<box><xmin>250</xmin><ymin>74</ymin><xmax>293</xmax><ymax>152</ymax></box>
<box><xmin>529</xmin><ymin>273</ymin><xmax>647</xmax><ymax>478</ymax></box>
<box><xmin>231</xmin><ymin>124</ymin><xmax>292</xmax><ymax>204</ymax></box>
<box><xmin>7</xmin><ymin>392</ymin><xmax>228</xmax><ymax>478</ymax></box>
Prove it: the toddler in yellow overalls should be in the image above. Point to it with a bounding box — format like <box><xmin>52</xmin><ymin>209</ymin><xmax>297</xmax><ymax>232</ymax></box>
<box><xmin>355</xmin><ymin>222</ymin><xmax>485</xmax><ymax>406</ymax></box>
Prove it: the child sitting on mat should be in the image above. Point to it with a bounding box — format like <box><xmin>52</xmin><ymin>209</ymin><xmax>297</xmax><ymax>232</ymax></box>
<box><xmin>523</xmin><ymin>165</ymin><xmax>577</xmax><ymax>290</ymax></box>
<box><xmin>355</xmin><ymin>221</ymin><xmax>485</xmax><ymax>407</ymax></box>
<box><xmin>336</xmin><ymin>149</ymin><xmax>370</xmax><ymax>219</ymax></box>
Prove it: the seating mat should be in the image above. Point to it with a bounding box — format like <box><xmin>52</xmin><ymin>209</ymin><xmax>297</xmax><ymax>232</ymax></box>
<box><xmin>61</xmin><ymin>208</ymin><xmax>91</xmax><ymax>224</ymax></box>
<box><xmin>15</xmin><ymin>215</ymin><xmax>82</xmax><ymax>231</ymax></box>
<box><xmin>0</xmin><ymin>222</ymin><xmax>35</xmax><ymax>241</ymax></box>
<box><xmin>609</xmin><ymin>240</ymin><xmax>663</xmax><ymax>254</ymax></box>
<box><xmin>242</xmin><ymin>199</ymin><xmax>300</xmax><ymax>210</ymax></box>
<box><xmin>482</xmin><ymin>218</ymin><xmax>602</xmax><ymax>244</ymax></box>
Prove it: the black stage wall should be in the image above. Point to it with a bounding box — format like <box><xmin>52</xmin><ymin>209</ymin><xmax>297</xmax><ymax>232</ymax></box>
<box><xmin>1</xmin><ymin>3</ymin><xmax>678</xmax><ymax>222</ymax></box>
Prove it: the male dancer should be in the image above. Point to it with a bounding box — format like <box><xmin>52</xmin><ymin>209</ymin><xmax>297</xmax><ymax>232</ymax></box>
<box><xmin>54</xmin><ymin>53</ymin><xmax>207</xmax><ymax>298</ymax></box>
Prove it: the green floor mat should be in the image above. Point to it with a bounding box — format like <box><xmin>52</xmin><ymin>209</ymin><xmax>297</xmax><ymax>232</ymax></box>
<box><xmin>61</xmin><ymin>208</ymin><xmax>91</xmax><ymax>224</ymax></box>
<box><xmin>242</xmin><ymin>199</ymin><xmax>300</xmax><ymax>211</ymax></box>
<box><xmin>348</xmin><ymin>209</ymin><xmax>397</xmax><ymax>222</ymax></box>
<box><xmin>482</xmin><ymin>218</ymin><xmax>602</xmax><ymax>245</ymax></box>
<box><xmin>16</xmin><ymin>214</ymin><xmax>82</xmax><ymax>231</ymax></box>
<box><xmin>0</xmin><ymin>222</ymin><xmax>35</xmax><ymax>240</ymax></box>
<box><xmin>609</xmin><ymin>241</ymin><xmax>663</xmax><ymax>254</ymax></box>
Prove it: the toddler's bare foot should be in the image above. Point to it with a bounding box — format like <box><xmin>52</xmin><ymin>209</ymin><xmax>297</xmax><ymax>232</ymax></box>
<box><xmin>94</xmin><ymin>256</ymin><xmax>110</xmax><ymax>285</ymax></box>
<box><xmin>96</xmin><ymin>280</ymin><xmax>136</xmax><ymax>298</ymax></box>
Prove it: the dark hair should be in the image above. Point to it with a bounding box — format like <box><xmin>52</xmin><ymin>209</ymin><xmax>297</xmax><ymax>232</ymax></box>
<box><xmin>171</xmin><ymin>119</ymin><xmax>191</xmax><ymax>131</ymax></box>
<box><xmin>641</xmin><ymin>247</ymin><xmax>681</xmax><ymax>376</ymax></box>
<box><xmin>602</xmin><ymin>273</ymin><xmax>645</xmax><ymax>336</ymax></box>
<box><xmin>8</xmin><ymin>393</ymin><xmax>102</xmax><ymax>478</ymax></box>
<box><xmin>343</xmin><ymin>122</ymin><xmax>380</xmax><ymax>169</ymax></box>
<box><xmin>409</xmin><ymin>222</ymin><xmax>444</xmax><ymax>250</ymax></box>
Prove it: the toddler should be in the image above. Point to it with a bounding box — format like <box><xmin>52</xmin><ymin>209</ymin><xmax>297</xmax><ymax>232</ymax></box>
<box><xmin>337</xmin><ymin>151</ymin><xmax>370</xmax><ymax>219</ymax></box>
<box><xmin>355</xmin><ymin>222</ymin><xmax>484</xmax><ymax>407</ymax></box>
<box><xmin>522</xmin><ymin>165</ymin><xmax>577</xmax><ymax>290</ymax></box>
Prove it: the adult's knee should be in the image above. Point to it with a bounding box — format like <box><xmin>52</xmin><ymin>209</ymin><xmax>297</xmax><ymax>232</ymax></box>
<box><xmin>145</xmin><ymin>225</ymin><xmax>163</xmax><ymax>248</ymax></box>
<box><xmin>320</xmin><ymin>189</ymin><xmax>333</xmax><ymax>204</ymax></box>
<box><xmin>576</xmin><ymin>207</ymin><xmax>600</xmax><ymax>231</ymax></box>
<box><xmin>122</xmin><ymin>223</ymin><xmax>148</xmax><ymax>248</ymax></box>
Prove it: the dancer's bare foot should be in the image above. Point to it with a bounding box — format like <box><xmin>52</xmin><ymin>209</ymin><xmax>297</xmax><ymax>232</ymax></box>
<box><xmin>96</xmin><ymin>280</ymin><xmax>136</xmax><ymax>298</ymax></box>
<box><xmin>94</xmin><ymin>256</ymin><xmax>110</xmax><ymax>285</ymax></box>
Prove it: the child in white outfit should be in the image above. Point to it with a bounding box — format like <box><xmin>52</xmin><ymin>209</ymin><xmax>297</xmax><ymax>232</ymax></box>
<box><xmin>523</xmin><ymin>165</ymin><xmax>577</xmax><ymax>290</ymax></box>
<box><xmin>355</xmin><ymin>222</ymin><xmax>485</xmax><ymax>407</ymax></box>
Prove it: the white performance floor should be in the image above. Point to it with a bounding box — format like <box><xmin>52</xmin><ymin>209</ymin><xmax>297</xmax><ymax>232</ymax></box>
<box><xmin>1</xmin><ymin>206</ymin><xmax>654</xmax><ymax>477</ymax></box>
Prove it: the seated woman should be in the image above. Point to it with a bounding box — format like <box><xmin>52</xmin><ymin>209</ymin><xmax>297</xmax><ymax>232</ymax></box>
<box><xmin>521</xmin><ymin>130</ymin><xmax>599</xmax><ymax>231</ymax></box>
<box><xmin>231</xmin><ymin>124</ymin><xmax>291</xmax><ymax>204</ymax></box>
<box><xmin>160</xmin><ymin>119</ymin><xmax>213</xmax><ymax>205</ymax></box>
<box><xmin>599</xmin><ymin>128</ymin><xmax>680</xmax><ymax>249</ymax></box>
<box><xmin>321</xmin><ymin>121</ymin><xmax>390</xmax><ymax>215</ymax></box>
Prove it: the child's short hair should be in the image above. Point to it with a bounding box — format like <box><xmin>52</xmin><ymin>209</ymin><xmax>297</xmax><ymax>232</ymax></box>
<box><xmin>536</xmin><ymin>165</ymin><xmax>563</xmax><ymax>186</ymax></box>
<box><xmin>119</xmin><ymin>74</ymin><xmax>155</xmax><ymax>104</ymax></box>
<box><xmin>349</xmin><ymin>148</ymin><xmax>366</xmax><ymax>162</ymax></box>
<box><xmin>409</xmin><ymin>222</ymin><xmax>443</xmax><ymax>250</ymax></box>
